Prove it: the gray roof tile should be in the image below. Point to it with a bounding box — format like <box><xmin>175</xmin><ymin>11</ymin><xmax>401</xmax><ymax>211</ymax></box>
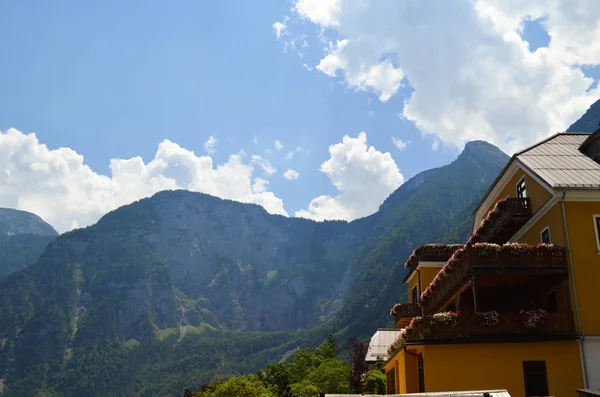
<box><xmin>517</xmin><ymin>133</ymin><xmax>600</xmax><ymax>189</ymax></box>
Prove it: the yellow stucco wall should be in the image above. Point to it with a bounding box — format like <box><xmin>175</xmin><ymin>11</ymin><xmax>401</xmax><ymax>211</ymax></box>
<box><xmin>477</xmin><ymin>168</ymin><xmax>552</xmax><ymax>230</ymax></box>
<box><xmin>518</xmin><ymin>203</ymin><xmax>566</xmax><ymax>246</ymax></box>
<box><xmin>565</xmin><ymin>201</ymin><xmax>600</xmax><ymax>335</ymax></box>
<box><xmin>407</xmin><ymin>266</ymin><xmax>442</xmax><ymax>301</ymax></box>
<box><xmin>423</xmin><ymin>340</ymin><xmax>583</xmax><ymax>397</ymax></box>
<box><xmin>384</xmin><ymin>345</ymin><xmax>425</xmax><ymax>394</ymax></box>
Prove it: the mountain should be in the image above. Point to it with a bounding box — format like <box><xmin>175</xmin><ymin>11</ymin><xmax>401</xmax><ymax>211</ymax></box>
<box><xmin>330</xmin><ymin>140</ymin><xmax>508</xmax><ymax>340</ymax></box>
<box><xmin>0</xmin><ymin>208</ymin><xmax>57</xmax><ymax>237</ymax></box>
<box><xmin>0</xmin><ymin>208</ymin><xmax>58</xmax><ymax>278</ymax></box>
<box><xmin>0</xmin><ymin>141</ymin><xmax>509</xmax><ymax>397</ymax></box>
<box><xmin>567</xmin><ymin>98</ymin><xmax>600</xmax><ymax>132</ymax></box>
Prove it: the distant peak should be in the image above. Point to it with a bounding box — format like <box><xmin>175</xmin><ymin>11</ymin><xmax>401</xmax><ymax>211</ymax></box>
<box><xmin>463</xmin><ymin>140</ymin><xmax>499</xmax><ymax>151</ymax></box>
<box><xmin>456</xmin><ymin>140</ymin><xmax>508</xmax><ymax>165</ymax></box>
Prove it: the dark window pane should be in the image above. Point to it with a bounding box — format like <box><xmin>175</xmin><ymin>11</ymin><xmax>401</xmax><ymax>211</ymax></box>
<box><xmin>523</xmin><ymin>361</ymin><xmax>549</xmax><ymax>397</ymax></box>
<box><xmin>541</xmin><ymin>228</ymin><xmax>550</xmax><ymax>244</ymax></box>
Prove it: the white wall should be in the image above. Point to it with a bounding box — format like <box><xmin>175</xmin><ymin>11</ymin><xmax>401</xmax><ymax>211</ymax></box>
<box><xmin>584</xmin><ymin>337</ymin><xmax>600</xmax><ymax>388</ymax></box>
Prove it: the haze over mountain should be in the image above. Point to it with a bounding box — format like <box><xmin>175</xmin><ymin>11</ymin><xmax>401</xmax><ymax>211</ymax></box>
<box><xmin>0</xmin><ymin>208</ymin><xmax>57</xmax><ymax>278</ymax></box>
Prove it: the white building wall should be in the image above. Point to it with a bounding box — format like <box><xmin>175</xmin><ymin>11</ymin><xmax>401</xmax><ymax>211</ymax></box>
<box><xmin>584</xmin><ymin>337</ymin><xmax>600</xmax><ymax>388</ymax></box>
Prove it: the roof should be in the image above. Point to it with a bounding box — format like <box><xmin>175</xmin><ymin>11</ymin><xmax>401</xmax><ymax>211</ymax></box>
<box><xmin>365</xmin><ymin>329</ymin><xmax>402</xmax><ymax>362</ymax></box>
<box><xmin>473</xmin><ymin>131</ymin><xmax>600</xmax><ymax>216</ymax></box>
<box><xmin>517</xmin><ymin>133</ymin><xmax>600</xmax><ymax>189</ymax></box>
<box><xmin>577</xmin><ymin>390</ymin><xmax>600</xmax><ymax>396</ymax></box>
<box><xmin>325</xmin><ymin>390</ymin><xmax>511</xmax><ymax>397</ymax></box>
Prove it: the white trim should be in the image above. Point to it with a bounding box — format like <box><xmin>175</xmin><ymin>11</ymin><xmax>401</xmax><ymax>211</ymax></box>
<box><xmin>564</xmin><ymin>190</ymin><xmax>600</xmax><ymax>201</ymax></box>
<box><xmin>593</xmin><ymin>214</ymin><xmax>600</xmax><ymax>253</ymax></box>
<box><xmin>516</xmin><ymin>175</ymin><xmax>527</xmax><ymax>199</ymax></box>
<box><xmin>509</xmin><ymin>196</ymin><xmax>559</xmax><ymax>242</ymax></box>
<box><xmin>540</xmin><ymin>226</ymin><xmax>551</xmax><ymax>244</ymax></box>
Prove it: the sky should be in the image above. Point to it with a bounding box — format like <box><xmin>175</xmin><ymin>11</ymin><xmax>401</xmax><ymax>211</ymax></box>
<box><xmin>1</xmin><ymin>0</ymin><xmax>599</xmax><ymax>233</ymax></box>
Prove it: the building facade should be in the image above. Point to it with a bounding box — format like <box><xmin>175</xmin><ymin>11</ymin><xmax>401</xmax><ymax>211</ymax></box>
<box><xmin>380</xmin><ymin>131</ymin><xmax>600</xmax><ymax>397</ymax></box>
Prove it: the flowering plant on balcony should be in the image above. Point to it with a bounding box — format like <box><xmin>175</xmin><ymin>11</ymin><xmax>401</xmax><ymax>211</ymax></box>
<box><xmin>389</xmin><ymin>303</ymin><xmax>402</xmax><ymax>317</ymax></box>
<box><xmin>466</xmin><ymin>197</ymin><xmax>509</xmax><ymax>246</ymax></box>
<box><xmin>536</xmin><ymin>243</ymin><xmax>564</xmax><ymax>253</ymax></box>
<box><xmin>404</xmin><ymin>244</ymin><xmax>463</xmax><ymax>269</ymax></box>
<box><xmin>432</xmin><ymin>311</ymin><xmax>459</xmax><ymax>328</ymax></box>
<box><xmin>520</xmin><ymin>308</ymin><xmax>549</xmax><ymax>328</ymax></box>
<box><xmin>471</xmin><ymin>243</ymin><xmax>502</xmax><ymax>256</ymax></box>
<box><xmin>504</xmin><ymin>242</ymin><xmax>532</xmax><ymax>254</ymax></box>
<box><xmin>476</xmin><ymin>311</ymin><xmax>501</xmax><ymax>327</ymax></box>
<box><xmin>387</xmin><ymin>316</ymin><xmax>423</xmax><ymax>355</ymax></box>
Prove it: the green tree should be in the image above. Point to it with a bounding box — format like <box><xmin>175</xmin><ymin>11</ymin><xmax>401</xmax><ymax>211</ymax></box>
<box><xmin>363</xmin><ymin>369</ymin><xmax>386</xmax><ymax>394</ymax></box>
<box><xmin>203</xmin><ymin>375</ymin><xmax>275</xmax><ymax>397</ymax></box>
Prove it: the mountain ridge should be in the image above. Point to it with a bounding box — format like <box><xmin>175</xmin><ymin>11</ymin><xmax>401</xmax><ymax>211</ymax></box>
<box><xmin>0</xmin><ymin>140</ymin><xmax>510</xmax><ymax>397</ymax></box>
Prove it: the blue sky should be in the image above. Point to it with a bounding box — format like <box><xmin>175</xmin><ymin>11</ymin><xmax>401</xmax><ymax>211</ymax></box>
<box><xmin>1</xmin><ymin>0</ymin><xmax>599</xmax><ymax>232</ymax></box>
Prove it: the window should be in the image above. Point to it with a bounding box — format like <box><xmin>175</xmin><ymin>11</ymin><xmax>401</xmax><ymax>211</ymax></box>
<box><xmin>540</xmin><ymin>227</ymin><xmax>551</xmax><ymax>244</ymax></box>
<box><xmin>386</xmin><ymin>369</ymin><xmax>396</xmax><ymax>394</ymax></box>
<box><xmin>523</xmin><ymin>361</ymin><xmax>549</xmax><ymax>397</ymax></box>
<box><xmin>411</xmin><ymin>285</ymin><xmax>418</xmax><ymax>304</ymax></box>
<box><xmin>594</xmin><ymin>215</ymin><xmax>600</xmax><ymax>252</ymax></box>
<box><xmin>517</xmin><ymin>177</ymin><xmax>528</xmax><ymax>198</ymax></box>
<box><xmin>548</xmin><ymin>291</ymin><xmax>558</xmax><ymax>313</ymax></box>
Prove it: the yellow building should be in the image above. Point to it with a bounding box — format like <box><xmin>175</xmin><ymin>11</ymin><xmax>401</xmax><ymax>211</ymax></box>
<box><xmin>381</xmin><ymin>131</ymin><xmax>600</xmax><ymax>396</ymax></box>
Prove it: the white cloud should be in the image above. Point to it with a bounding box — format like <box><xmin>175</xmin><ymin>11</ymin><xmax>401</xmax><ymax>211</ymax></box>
<box><xmin>294</xmin><ymin>0</ymin><xmax>341</xmax><ymax>28</ymax></box>
<box><xmin>296</xmin><ymin>146</ymin><xmax>304</xmax><ymax>152</ymax></box>
<box><xmin>296</xmin><ymin>132</ymin><xmax>403</xmax><ymax>221</ymax></box>
<box><xmin>204</xmin><ymin>136</ymin><xmax>217</xmax><ymax>154</ymax></box>
<box><xmin>272</xmin><ymin>17</ymin><xmax>288</xmax><ymax>39</ymax></box>
<box><xmin>284</xmin><ymin>152</ymin><xmax>294</xmax><ymax>161</ymax></box>
<box><xmin>253</xmin><ymin>136</ymin><xmax>258</xmax><ymax>145</ymax></box>
<box><xmin>251</xmin><ymin>155</ymin><xmax>277</xmax><ymax>176</ymax></box>
<box><xmin>283</xmin><ymin>169</ymin><xmax>300</xmax><ymax>180</ymax></box>
<box><xmin>0</xmin><ymin>128</ymin><xmax>287</xmax><ymax>233</ymax></box>
<box><xmin>274</xmin><ymin>139</ymin><xmax>284</xmax><ymax>151</ymax></box>
<box><xmin>392</xmin><ymin>137</ymin><xmax>408</xmax><ymax>151</ymax></box>
<box><xmin>279</xmin><ymin>0</ymin><xmax>600</xmax><ymax>153</ymax></box>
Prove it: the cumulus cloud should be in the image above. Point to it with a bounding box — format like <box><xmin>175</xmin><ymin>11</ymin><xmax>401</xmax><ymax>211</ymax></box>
<box><xmin>274</xmin><ymin>139</ymin><xmax>284</xmax><ymax>151</ymax></box>
<box><xmin>283</xmin><ymin>169</ymin><xmax>300</xmax><ymax>180</ymax></box>
<box><xmin>296</xmin><ymin>132</ymin><xmax>403</xmax><ymax>221</ymax></box>
<box><xmin>284</xmin><ymin>152</ymin><xmax>294</xmax><ymax>161</ymax></box>
<box><xmin>0</xmin><ymin>128</ymin><xmax>287</xmax><ymax>233</ymax></box>
<box><xmin>204</xmin><ymin>136</ymin><xmax>217</xmax><ymax>154</ymax></box>
<box><xmin>278</xmin><ymin>0</ymin><xmax>600</xmax><ymax>153</ymax></box>
<box><xmin>392</xmin><ymin>137</ymin><xmax>408</xmax><ymax>151</ymax></box>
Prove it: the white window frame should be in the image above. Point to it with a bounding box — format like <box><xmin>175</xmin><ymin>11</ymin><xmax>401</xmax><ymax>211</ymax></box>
<box><xmin>593</xmin><ymin>214</ymin><xmax>600</xmax><ymax>253</ymax></box>
<box><xmin>516</xmin><ymin>176</ymin><xmax>527</xmax><ymax>199</ymax></box>
<box><xmin>540</xmin><ymin>226</ymin><xmax>551</xmax><ymax>244</ymax></box>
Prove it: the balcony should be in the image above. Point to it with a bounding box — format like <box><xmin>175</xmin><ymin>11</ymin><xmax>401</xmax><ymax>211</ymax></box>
<box><xmin>405</xmin><ymin>244</ymin><xmax>464</xmax><ymax>270</ymax></box>
<box><xmin>472</xmin><ymin>198</ymin><xmax>532</xmax><ymax>245</ymax></box>
<box><xmin>411</xmin><ymin>312</ymin><xmax>575</xmax><ymax>341</ymax></box>
<box><xmin>421</xmin><ymin>244</ymin><xmax>569</xmax><ymax>315</ymax></box>
<box><xmin>391</xmin><ymin>303</ymin><xmax>421</xmax><ymax>328</ymax></box>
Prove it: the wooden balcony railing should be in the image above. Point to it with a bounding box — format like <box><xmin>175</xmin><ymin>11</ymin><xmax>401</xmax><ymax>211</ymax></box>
<box><xmin>405</xmin><ymin>244</ymin><xmax>463</xmax><ymax>270</ymax></box>
<box><xmin>474</xmin><ymin>198</ymin><xmax>532</xmax><ymax>244</ymax></box>
<box><xmin>408</xmin><ymin>312</ymin><xmax>575</xmax><ymax>342</ymax></box>
<box><xmin>421</xmin><ymin>245</ymin><xmax>568</xmax><ymax>314</ymax></box>
<box><xmin>393</xmin><ymin>303</ymin><xmax>420</xmax><ymax>322</ymax></box>
<box><xmin>418</xmin><ymin>245</ymin><xmax>463</xmax><ymax>262</ymax></box>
